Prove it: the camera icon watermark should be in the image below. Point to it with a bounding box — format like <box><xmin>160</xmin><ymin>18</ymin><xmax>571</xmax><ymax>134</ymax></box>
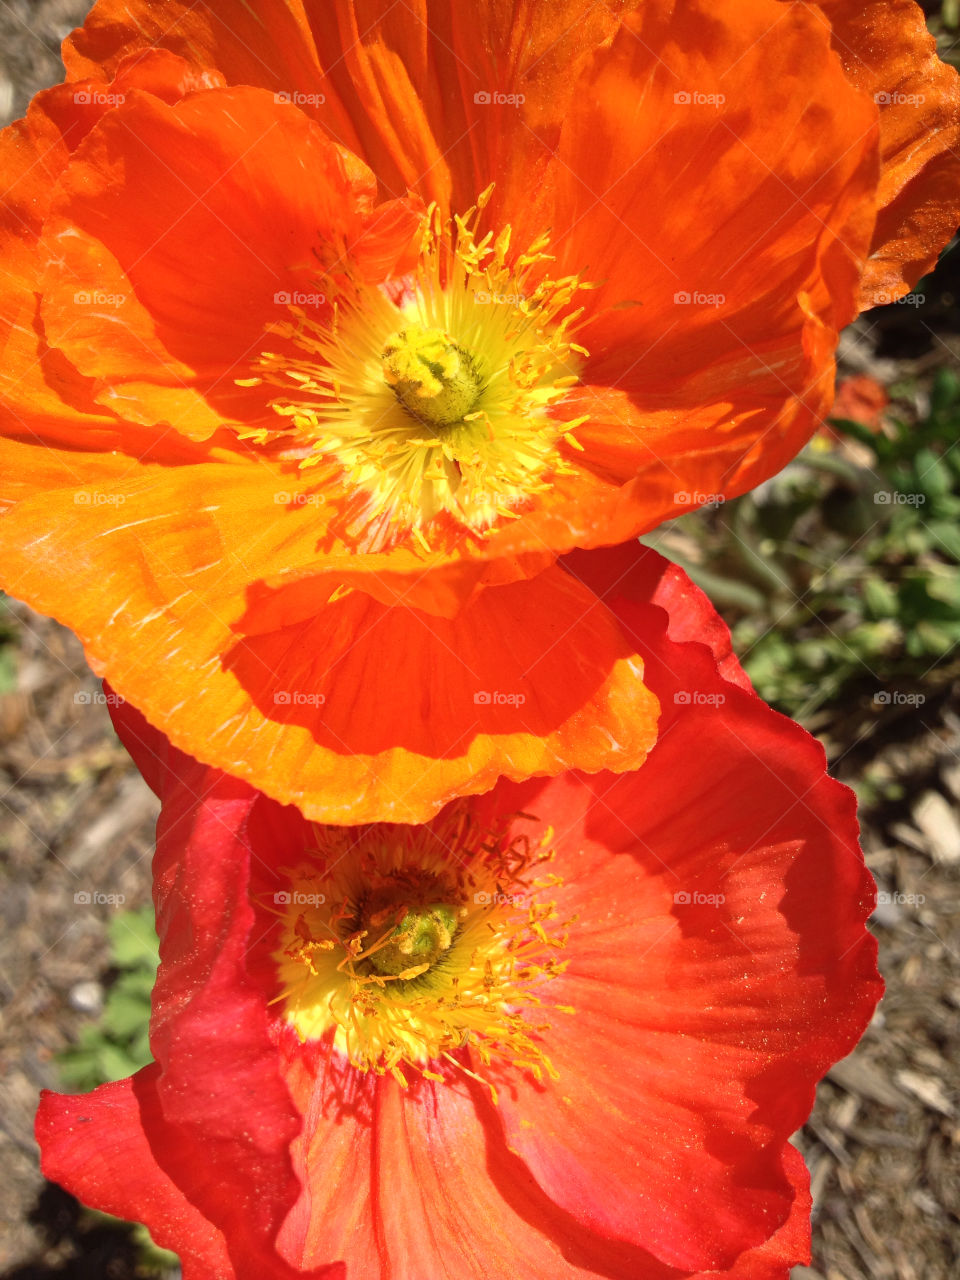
<box><xmin>74</xmin><ymin>690</ymin><xmax>126</xmax><ymax>707</ymax></box>
<box><xmin>73</xmin><ymin>290</ymin><xmax>127</xmax><ymax>307</ymax></box>
<box><xmin>474</xmin><ymin>690</ymin><xmax>526</xmax><ymax>706</ymax></box>
<box><xmin>873</xmin><ymin>290</ymin><xmax>925</xmax><ymax>308</ymax></box>
<box><xmin>873</xmin><ymin>690</ymin><xmax>925</xmax><ymax>707</ymax></box>
<box><xmin>874</xmin><ymin>91</ymin><xmax>925</xmax><ymax>107</ymax></box>
<box><xmin>73</xmin><ymin>90</ymin><xmax>126</xmax><ymax>106</ymax></box>
<box><xmin>474</xmin><ymin>290</ymin><xmax>526</xmax><ymax>306</ymax></box>
<box><xmin>874</xmin><ymin>491</ymin><xmax>925</xmax><ymax>506</ymax></box>
<box><xmin>673</xmin><ymin>490</ymin><xmax>724</xmax><ymax>508</ymax></box>
<box><xmin>673</xmin><ymin>290</ymin><xmax>725</xmax><ymax>307</ymax></box>
<box><xmin>474</xmin><ymin>890</ymin><xmax>525</xmax><ymax>907</ymax></box>
<box><xmin>673</xmin><ymin>90</ymin><xmax>725</xmax><ymax>107</ymax></box>
<box><xmin>74</xmin><ymin>890</ymin><xmax>126</xmax><ymax>906</ymax></box>
<box><xmin>274</xmin><ymin>690</ymin><xmax>326</xmax><ymax>707</ymax></box>
<box><xmin>673</xmin><ymin>690</ymin><xmax>726</xmax><ymax>707</ymax></box>
<box><xmin>474</xmin><ymin>90</ymin><xmax>526</xmax><ymax>106</ymax></box>
<box><xmin>74</xmin><ymin>490</ymin><xmax>126</xmax><ymax>506</ymax></box>
<box><xmin>274</xmin><ymin>290</ymin><xmax>326</xmax><ymax>307</ymax></box>
<box><xmin>274</xmin><ymin>91</ymin><xmax>326</xmax><ymax>107</ymax></box>
<box><xmin>673</xmin><ymin>889</ymin><xmax>726</xmax><ymax>906</ymax></box>
<box><xmin>274</xmin><ymin>890</ymin><xmax>326</xmax><ymax>906</ymax></box>
<box><xmin>273</xmin><ymin>491</ymin><xmax>323</xmax><ymax>506</ymax></box>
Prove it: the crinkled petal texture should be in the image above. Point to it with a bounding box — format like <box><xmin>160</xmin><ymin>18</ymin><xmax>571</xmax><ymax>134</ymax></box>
<box><xmin>477</xmin><ymin>0</ymin><xmax>879</xmax><ymax>554</ymax></box>
<box><xmin>4</xmin><ymin>0</ymin><xmax>956</xmax><ymax>820</ymax></box>
<box><xmin>37</xmin><ymin>548</ymin><xmax>881</xmax><ymax>1280</ymax></box>
<box><xmin>0</xmin><ymin>448</ymin><xmax>659</xmax><ymax>821</ymax></box>
<box><xmin>815</xmin><ymin>0</ymin><xmax>960</xmax><ymax>307</ymax></box>
<box><xmin>51</xmin><ymin>0</ymin><xmax>881</xmax><ymax>540</ymax></box>
<box><xmin>0</xmin><ymin>54</ymin><xmax>666</xmax><ymax>823</ymax></box>
<box><xmin>36</xmin><ymin>84</ymin><xmax>420</xmax><ymax>435</ymax></box>
<box><xmin>63</xmin><ymin>0</ymin><xmax>960</xmax><ymax>303</ymax></box>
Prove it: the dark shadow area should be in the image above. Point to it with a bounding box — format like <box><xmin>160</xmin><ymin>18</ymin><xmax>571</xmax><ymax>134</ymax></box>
<box><xmin>2</xmin><ymin>1183</ymin><xmax>146</xmax><ymax>1279</ymax></box>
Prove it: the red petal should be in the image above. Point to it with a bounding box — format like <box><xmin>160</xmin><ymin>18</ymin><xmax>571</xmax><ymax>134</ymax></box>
<box><xmin>36</xmin><ymin>1069</ymin><xmax>233</xmax><ymax>1279</ymax></box>
<box><xmin>563</xmin><ymin>542</ymin><xmax>754</xmax><ymax>693</ymax></box>
<box><xmin>39</xmin><ymin>741</ymin><xmax>335</xmax><ymax>1277</ymax></box>
<box><xmin>488</xmin><ymin>547</ymin><xmax>880</xmax><ymax>1270</ymax></box>
<box><xmin>370</xmin><ymin>1073</ymin><xmax>672</xmax><ymax>1279</ymax></box>
<box><xmin>40</xmin><ymin>545</ymin><xmax>878</xmax><ymax>1278</ymax></box>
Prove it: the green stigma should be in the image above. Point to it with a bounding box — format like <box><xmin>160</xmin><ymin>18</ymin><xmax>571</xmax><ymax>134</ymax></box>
<box><xmin>365</xmin><ymin>902</ymin><xmax>462</xmax><ymax>978</ymax></box>
<box><xmin>382</xmin><ymin>325</ymin><xmax>483</xmax><ymax>428</ymax></box>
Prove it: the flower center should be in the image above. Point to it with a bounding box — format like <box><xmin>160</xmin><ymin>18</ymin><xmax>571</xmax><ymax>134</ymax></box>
<box><xmin>381</xmin><ymin>325</ymin><xmax>483</xmax><ymax>428</ymax></box>
<box><xmin>271</xmin><ymin>810</ymin><xmax>573</xmax><ymax>1099</ymax></box>
<box><xmin>238</xmin><ymin>187</ymin><xmax>593</xmax><ymax>552</ymax></box>
<box><xmin>361</xmin><ymin>897</ymin><xmax>461</xmax><ymax>977</ymax></box>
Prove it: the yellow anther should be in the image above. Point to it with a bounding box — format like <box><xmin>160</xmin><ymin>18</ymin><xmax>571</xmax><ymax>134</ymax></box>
<box><xmin>238</xmin><ymin>190</ymin><xmax>593</xmax><ymax>550</ymax></box>
<box><xmin>272</xmin><ymin>808</ymin><xmax>574</xmax><ymax>1099</ymax></box>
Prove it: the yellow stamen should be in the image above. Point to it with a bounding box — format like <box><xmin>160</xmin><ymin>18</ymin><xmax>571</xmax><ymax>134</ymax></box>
<box><xmin>271</xmin><ymin>810</ymin><xmax>571</xmax><ymax>1099</ymax></box>
<box><xmin>237</xmin><ymin>191</ymin><xmax>593</xmax><ymax>550</ymax></box>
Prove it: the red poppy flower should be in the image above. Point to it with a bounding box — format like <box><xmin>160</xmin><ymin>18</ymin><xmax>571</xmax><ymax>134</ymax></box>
<box><xmin>36</xmin><ymin>548</ymin><xmax>882</xmax><ymax>1279</ymax></box>
<box><xmin>1</xmin><ymin>0</ymin><xmax>956</xmax><ymax>822</ymax></box>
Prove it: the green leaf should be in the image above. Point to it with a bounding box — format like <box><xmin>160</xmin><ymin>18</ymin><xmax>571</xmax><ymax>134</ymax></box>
<box><xmin>914</xmin><ymin>448</ymin><xmax>951</xmax><ymax>499</ymax></box>
<box><xmin>863</xmin><ymin>577</ymin><xmax>898</xmax><ymax>619</ymax></box>
<box><xmin>0</xmin><ymin>646</ymin><xmax>16</xmax><ymax>695</ymax></box>
<box><xmin>108</xmin><ymin>904</ymin><xmax>159</xmax><ymax>972</ymax></box>
<box><xmin>929</xmin><ymin>365</ymin><xmax>960</xmax><ymax>415</ymax></box>
<box><xmin>102</xmin><ymin>990</ymin><xmax>153</xmax><ymax>1040</ymax></box>
<box><xmin>924</xmin><ymin>570</ymin><xmax>960</xmax><ymax>609</ymax></box>
<box><xmin>924</xmin><ymin>520</ymin><xmax>960</xmax><ymax>561</ymax></box>
<box><xmin>826</xmin><ymin>416</ymin><xmax>882</xmax><ymax>451</ymax></box>
<box><xmin>909</xmin><ymin>619</ymin><xmax>959</xmax><ymax>657</ymax></box>
<box><xmin>96</xmin><ymin>1042</ymin><xmax>142</xmax><ymax>1083</ymax></box>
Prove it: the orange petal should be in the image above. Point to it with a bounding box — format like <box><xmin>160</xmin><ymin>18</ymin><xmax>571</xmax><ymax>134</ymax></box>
<box><xmin>0</xmin><ymin>54</ymin><xmax>250</xmax><ymax>454</ymax></box>
<box><xmin>498</xmin><ymin>0</ymin><xmax>879</xmax><ymax>535</ymax></box>
<box><xmin>64</xmin><ymin>0</ymin><xmax>326</xmax><ymax>116</ymax></box>
<box><xmin>0</xmin><ymin>82</ymin><xmax>127</xmax><ymax>448</ymax></box>
<box><xmin>38</xmin><ymin>85</ymin><xmax>419</xmax><ymax>437</ymax></box>
<box><xmin>302</xmin><ymin>1</ymin><xmax>630</xmax><ymax>223</ymax></box>
<box><xmin>0</xmin><ymin>450</ymin><xmax>658</xmax><ymax>823</ymax></box>
<box><xmin>477</xmin><ymin>306</ymin><xmax>846</xmax><ymax>551</ymax></box>
<box><xmin>64</xmin><ymin>0</ymin><xmax>630</xmax><ymax>222</ymax></box>
<box><xmin>818</xmin><ymin>0</ymin><xmax>960</xmax><ymax>307</ymax></box>
<box><xmin>549</xmin><ymin>0</ymin><xmax>877</xmax><ymax>337</ymax></box>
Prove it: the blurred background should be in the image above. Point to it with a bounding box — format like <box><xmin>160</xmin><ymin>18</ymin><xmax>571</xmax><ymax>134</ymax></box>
<box><xmin>0</xmin><ymin>2</ymin><xmax>958</xmax><ymax>1277</ymax></box>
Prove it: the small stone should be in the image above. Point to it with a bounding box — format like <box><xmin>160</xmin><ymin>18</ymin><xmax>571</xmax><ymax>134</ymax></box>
<box><xmin>68</xmin><ymin>980</ymin><xmax>104</xmax><ymax>1015</ymax></box>
<box><xmin>869</xmin><ymin>887</ymin><xmax>902</xmax><ymax>928</ymax></box>
<box><xmin>828</xmin><ymin>1053</ymin><xmax>904</xmax><ymax>1107</ymax></box>
<box><xmin>895</xmin><ymin>1069</ymin><xmax>954</xmax><ymax>1116</ymax></box>
<box><xmin>910</xmin><ymin>790</ymin><xmax>960</xmax><ymax>864</ymax></box>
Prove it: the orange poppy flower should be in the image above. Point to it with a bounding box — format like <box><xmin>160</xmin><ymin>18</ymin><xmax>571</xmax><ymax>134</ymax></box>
<box><xmin>817</xmin><ymin>0</ymin><xmax>960</xmax><ymax>308</ymax></box>
<box><xmin>829</xmin><ymin>373</ymin><xmax>890</xmax><ymax>434</ymax></box>
<box><xmin>1</xmin><ymin>0</ymin><xmax>957</xmax><ymax>821</ymax></box>
<box><xmin>36</xmin><ymin>549</ymin><xmax>882</xmax><ymax>1279</ymax></box>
